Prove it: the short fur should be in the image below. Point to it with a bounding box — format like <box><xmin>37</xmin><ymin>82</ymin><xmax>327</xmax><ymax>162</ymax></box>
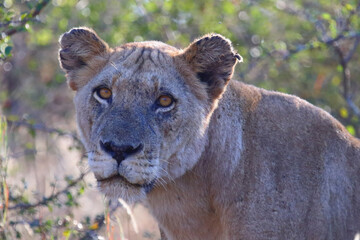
<box><xmin>59</xmin><ymin>28</ymin><xmax>360</xmax><ymax>240</ymax></box>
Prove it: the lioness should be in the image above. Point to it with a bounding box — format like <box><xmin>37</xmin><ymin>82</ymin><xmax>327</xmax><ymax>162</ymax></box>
<box><xmin>59</xmin><ymin>27</ymin><xmax>360</xmax><ymax>240</ymax></box>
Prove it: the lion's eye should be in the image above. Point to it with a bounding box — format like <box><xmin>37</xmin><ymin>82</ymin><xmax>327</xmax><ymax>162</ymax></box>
<box><xmin>157</xmin><ymin>95</ymin><xmax>173</xmax><ymax>108</ymax></box>
<box><xmin>96</xmin><ymin>87</ymin><xmax>112</xmax><ymax>100</ymax></box>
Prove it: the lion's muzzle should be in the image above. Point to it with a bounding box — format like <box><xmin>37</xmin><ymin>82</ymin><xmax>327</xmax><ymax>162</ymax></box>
<box><xmin>92</xmin><ymin>137</ymin><xmax>158</xmax><ymax>193</ymax></box>
<box><xmin>100</xmin><ymin>140</ymin><xmax>144</xmax><ymax>165</ymax></box>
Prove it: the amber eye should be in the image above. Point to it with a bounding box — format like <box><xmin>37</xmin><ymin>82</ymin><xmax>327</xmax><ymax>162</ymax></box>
<box><xmin>157</xmin><ymin>95</ymin><xmax>173</xmax><ymax>107</ymax></box>
<box><xmin>96</xmin><ymin>87</ymin><xmax>112</xmax><ymax>99</ymax></box>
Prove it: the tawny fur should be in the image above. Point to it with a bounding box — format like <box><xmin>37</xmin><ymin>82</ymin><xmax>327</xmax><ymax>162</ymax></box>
<box><xmin>59</xmin><ymin>27</ymin><xmax>360</xmax><ymax>240</ymax></box>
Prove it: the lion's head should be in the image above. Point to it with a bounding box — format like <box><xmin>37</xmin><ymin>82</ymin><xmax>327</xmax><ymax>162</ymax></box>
<box><xmin>59</xmin><ymin>28</ymin><xmax>241</xmax><ymax>202</ymax></box>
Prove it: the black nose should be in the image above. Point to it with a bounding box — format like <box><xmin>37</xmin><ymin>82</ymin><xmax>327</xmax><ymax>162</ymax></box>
<box><xmin>100</xmin><ymin>140</ymin><xmax>143</xmax><ymax>165</ymax></box>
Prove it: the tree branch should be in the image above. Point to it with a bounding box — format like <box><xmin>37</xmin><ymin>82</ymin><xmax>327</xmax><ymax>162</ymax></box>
<box><xmin>344</xmin><ymin>35</ymin><xmax>360</xmax><ymax>63</ymax></box>
<box><xmin>346</xmin><ymin>97</ymin><xmax>360</xmax><ymax>117</ymax></box>
<box><xmin>282</xmin><ymin>32</ymin><xmax>360</xmax><ymax>59</ymax></box>
<box><xmin>0</xmin><ymin>0</ymin><xmax>51</xmax><ymax>40</ymax></box>
<box><xmin>329</xmin><ymin>1</ymin><xmax>360</xmax><ymax>119</ymax></box>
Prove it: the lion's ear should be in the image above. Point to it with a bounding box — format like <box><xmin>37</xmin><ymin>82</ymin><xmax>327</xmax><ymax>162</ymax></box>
<box><xmin>182</xmin><ymin>34</ymin><xmax>242</xmax><ymax>100</ymax></box>
<box><xmin>59</xmin><ymin>27</ymin><xmax>110</xmax><ymax>90</ymax></box>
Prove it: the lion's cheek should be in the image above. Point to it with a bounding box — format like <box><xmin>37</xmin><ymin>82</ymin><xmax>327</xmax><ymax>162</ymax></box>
<box><xmin>157</xmin><ymin>113</ymin><xmax>208</xmax><ymax>180</ymax></box>
<box><xmin>162</xmin><ymin>129</ymin><xmax>207</xmax><ymax>179</ymax></box>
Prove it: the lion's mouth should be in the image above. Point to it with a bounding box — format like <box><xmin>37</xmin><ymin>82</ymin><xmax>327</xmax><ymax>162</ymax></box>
<box><xmin>97</xmin><ymin>174</ymin><xmax>127</xmax><ymax>183</ymax></box>
<box><xmin>96</xmin><ymin>174</ymin><xmax>156</xmax><ymax>193</ymax></box>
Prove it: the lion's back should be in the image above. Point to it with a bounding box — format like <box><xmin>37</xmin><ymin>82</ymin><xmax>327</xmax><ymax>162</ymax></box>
<box><xmin>211</xmin><ymin>80</ymin><xmax>360</xmax><ymax>239</ymax></box>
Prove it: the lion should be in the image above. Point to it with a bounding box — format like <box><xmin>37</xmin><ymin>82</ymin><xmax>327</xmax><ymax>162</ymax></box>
<box><xmin>58</xmin><ymin>27</ymin><xmax>360</xmax><ymax>240</ymax></box>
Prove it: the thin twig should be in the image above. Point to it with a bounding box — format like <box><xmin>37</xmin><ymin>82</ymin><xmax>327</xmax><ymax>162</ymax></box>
<box><xmin>347</xmin><ymin>97</ymin><xmax>360</xmax><ymax>117</ymax></box>
<box><xmin>344</xmin><ymin>36</ymin><xmax>360</xmax><ymax>63</ymax></box>
<box><xmin>0</xmin><ymin>18</ymin><xmax>39</xmax><ymax>28</ymax></box>
<box><xmin>8</xmin><ymin>171</ymin><xmax>88</xmax><ymax>210</ymax></box>
<box><xmin>6</xmin><ymin>119</ymin><xmax>82</xmax><ymax>144</ymax></box>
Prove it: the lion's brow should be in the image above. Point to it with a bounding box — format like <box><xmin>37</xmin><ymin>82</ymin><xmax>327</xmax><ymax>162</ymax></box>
<box><xmin>128</xmin><ymin>46</ymin><xmax>168</xmax><ymax>65</ymax></box>
<box><xmin>111</xmin><ymin>71</ymin><xmax>122</xmax><ymax>87</ymax></box>
<box><xmin>107</xmin><ymin>46</ymin><xmax>172</xmax><ymax>87</ymax></box>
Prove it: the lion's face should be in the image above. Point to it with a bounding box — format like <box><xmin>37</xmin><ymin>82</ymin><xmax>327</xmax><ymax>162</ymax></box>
<box><xmin>74</xmin><ymin>43</ymin><xmax>211</xmax><ymax>202</ymax></box>
<box><xmin>59</xmin><ymin>28</ymin><xmax>240</xmax><ymax>202</ymax></box>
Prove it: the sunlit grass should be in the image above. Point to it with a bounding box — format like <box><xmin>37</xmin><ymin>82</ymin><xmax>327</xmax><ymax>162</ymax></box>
<box><xmin>103</xmin><ymin>198</ymin><xmax>140</xmax><ymax>240</ymax></box>
<box><xmin>0</xmin><ymin>116</ymin><xmax>9</xmax><ymax>236</ymax></box>
<box><xmin>118</xmin><ymin>198</ymin><xmax>139</xmax><ymax>235</ymax></box>
<box><xmin>0</xmin><ymin>116</ymin><xmax>8</xmax><ymax>164</ymax></box>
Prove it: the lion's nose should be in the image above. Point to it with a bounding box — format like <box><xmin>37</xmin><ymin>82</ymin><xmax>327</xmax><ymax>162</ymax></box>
<box><xmin>100</xmin><ymin>140</ymin><xmax>143</xmax><ymax>165</ymax></box>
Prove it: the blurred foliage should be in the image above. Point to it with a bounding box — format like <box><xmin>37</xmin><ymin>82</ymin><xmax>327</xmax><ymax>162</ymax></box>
<box><xmin>0</xmin><ymin>0</ymin><xmax>50</xmax><ymax>59</ymax></box>
<box><xmin>0</xmin><ymin>0</ymin><xmax>360</xmax><ymax>239</ymax></box>
<box><xmin>0</xmin><ymin>0</ymin><xmax>359</xmax><ymax>135</ymax></box>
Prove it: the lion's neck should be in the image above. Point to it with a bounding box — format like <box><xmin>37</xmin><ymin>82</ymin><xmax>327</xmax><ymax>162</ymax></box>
<box><xmin>146</xmin><ymin>163</ymin><xmax>223</xmax><ymax>239</ymax></box>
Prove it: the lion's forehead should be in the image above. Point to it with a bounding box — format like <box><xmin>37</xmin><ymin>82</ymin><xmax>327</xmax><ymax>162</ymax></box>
<box><xmin>110</xmin><ymin>41</ymin><xmax>177</xmax><ymax>69</ymax></box>
<box><xmin>90</xmin><ymin>45</ymin><xmax>185</xmax><ymax>101</ymax></box>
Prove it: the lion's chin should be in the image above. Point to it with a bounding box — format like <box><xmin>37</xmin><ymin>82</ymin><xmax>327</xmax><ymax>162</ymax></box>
<box><xmin>96</xmin><ymin>175</ymin><xmax>152</xmax><ymax>203</ymax></box>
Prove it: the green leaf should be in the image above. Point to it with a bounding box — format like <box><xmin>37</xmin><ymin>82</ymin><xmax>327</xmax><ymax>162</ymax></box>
<box><xmin>337</xmin><ymin>65</ymin><xmax>343</xmax><ymax>72</ymax></box>
<box><xmin>329</xmin><ymin>19</ymin><xmax>337</xmax><ymax>38</ymax></box>
<box><xmin>25</xmin><ymin>142</ymin><xmax>34</xmax><ymax>149</ymax></box>
<box><xmin>321</xmin><ymin>13</ymin><xmax>332</xmax><ymax>21</ymax></box>
<box><xmin>47</xmin><ymin>204</ymin><xmax>53</xmax><ymax>212</ymax></box>
<box><xmin>144</xmin><ymin>1</ymin><xmax>157</xmax><ymax>12</ymax></box>
<box><xmin>4</xmin><ymin>46</ymin><xmax>12</xmax><ymax>56</ymax></box>
<box><xmin>346</xmin><ymin>125</ymin><xmax>355</xmax><ymax>136</ymax></box>
<box><xmin>35</xmin><ymin>29</ymin><xmax>53</xmax><ymax>46</ymax></box>
<box><xmin>223</xmin><ymin>1</ymin><xmax>235</xmax><ymax>15</ymax></box>
<box><xmin>4</xmin><ymin>10</ymin><xmax>15</xmax><ymax>21</ymax></box>
<box><xmin>28</xmin><ymin>128</ymin><xmax>36</xmax><ymax>138</ymax></box>
<box><xmin>63</xmin><ymin>229</ymin><xmax>71</xmax><ymax>238</ymax></box>
<box><xmin>339</xmin><ymin>107</ymin><xmax>348</xmax><ymax>118</ymax></box>
<box><xmin>20</xmin><ymin>13</ymin><xmax>28</xmax><ymax>21</ymax></box>
<box><xmin>7</xmin><ymin>115</ymin><xmax>19</xmax><ymax>121</ymax></box>
<box><xmin>331</xmin><ymin>76</ymin><xmax>341</xmax><ymax>86</ymax></box>
<box><xmin>77</xmin><ymin>185</ymin><xmax>85</xmax><ymax>196</ymax></box>
<box><xmin>345</xmin><ymin>3</ymin><xmax>355</xmax><ymax>11</ymax></box>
